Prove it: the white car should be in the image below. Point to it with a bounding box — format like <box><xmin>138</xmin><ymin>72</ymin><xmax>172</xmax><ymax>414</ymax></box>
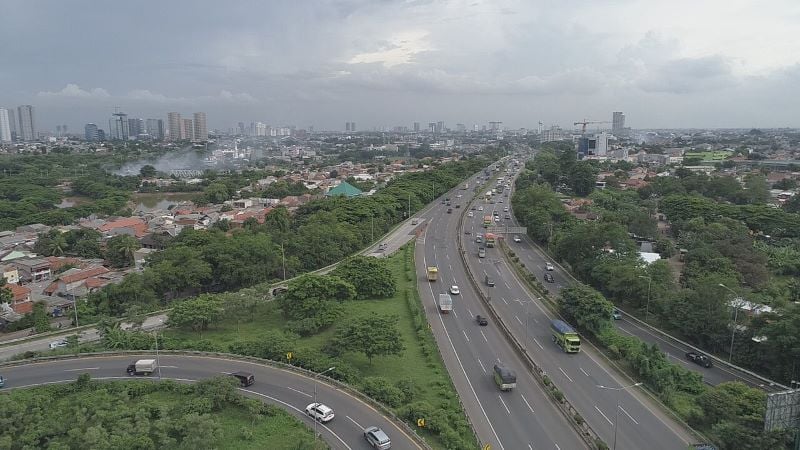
<box><xmin>450</xmin><ymin>285</ymin><xmax>460</xmax><ymax>295</ymax></box>
<box><xmin>504</xmin><ymin>207</ymin><xmax>509</xmax><ymax>212</ymax></box>
<box><xmin>545</xmin><ymin>262</ymin><xmax>555</xmax><ymax>271</ymax></box>
<box><xmin>467</xmin><ymin>211</ymin><xmax>474</xmax><ymax>217</ymax></box>
<box><xmin>513</xmin><ymin>235</ymin><xmax>522</xmax><ymax>243</ymax></box>
<box><xmin>478</xmin><ymin>206</ymin><xmax>484</xmax><ymax>211</ymax></box>
<box><xmin>49</xmin><ymin>339</ymin><xmax>68</xmax><ymax>349</ymax></box>
<box><xmin>305</xmin><ymin>403</ymin><xmax>335</xmax><ymax>423</ymax></box>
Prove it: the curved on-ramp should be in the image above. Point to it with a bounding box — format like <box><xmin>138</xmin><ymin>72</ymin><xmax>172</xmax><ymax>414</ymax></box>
<box><xmin>0</xmin><ymin>353</ymin><xmax>428</xmax><ymax>450</ymax></box>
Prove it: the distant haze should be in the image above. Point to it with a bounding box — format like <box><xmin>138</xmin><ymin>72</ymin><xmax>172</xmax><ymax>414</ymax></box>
<box><xmin>2</xmin><ymin>0</ymin><xmax>799</xmax><ymax>131</ymax></box>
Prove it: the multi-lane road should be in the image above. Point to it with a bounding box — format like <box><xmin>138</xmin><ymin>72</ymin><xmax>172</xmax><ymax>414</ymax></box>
<box><xmin>0</xmin><ymin>354</ymin><xmax>424</xmax><ymax>450</ymax></box>
<box><xmin>462</xmin><ymin>180</ymin><xmax>693</xmax><ymax>450</ymax></box>
<box><xmin>414</xmin><ymin>172</ymin><xmax>588</xmax><ymax>450</ymax></box>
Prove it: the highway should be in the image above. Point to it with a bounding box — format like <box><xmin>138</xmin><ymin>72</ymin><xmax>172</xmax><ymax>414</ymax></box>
<box><xmin>0</xmin><ymin>354</ymin><xmax>423</xmax><ymax>450</ymax></box>
<box><xmin>461</xmin><ymin>163</ymin><xmax>694</xmax><ymax>450</ymax></box>
<box><xmin>414</xmin><ymin>170</ymin><xmax>588</xmax><ymax>450</ymax></box>
<box><xmin>501</xmin><ymin>162</ymin><xmax>785</xmax><ymax>393</ymax></box>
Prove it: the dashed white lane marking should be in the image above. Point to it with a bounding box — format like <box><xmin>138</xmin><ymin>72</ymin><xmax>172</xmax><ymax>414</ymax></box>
<box><xmin>287</xmin><ymin>386</ymin><xmax>312</xmax><ymax>397</ymax></box>
<box><xmin>595</xmin><ymin>405</ymin><xmax>613</xmax><ymax>425</ymax></box>
<box><xmin>521</xmin><ymin>394</ymin><xmax>535</xmax><ymax>413</ymax></box>
<box><xmin>559</xmin><ymin>367</ymin><xmax>574</xmax><ymax>383</ymax></box>
<box><xmin>498</xmin><ymin>396</ymin><xmax>511</xmax><ymax>414</ymax></box>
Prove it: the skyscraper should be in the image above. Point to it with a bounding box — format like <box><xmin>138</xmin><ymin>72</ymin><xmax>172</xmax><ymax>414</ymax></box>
<box><xmin>108</xmin><ymin>112</ymin><xmax>129</xmax><ymax>140</ymax></box>
<box><xmin>128</xmin><ymin>118</ymin><xmax>144</xmax><ymax>137</ymax></box>
<box><xmin>16</xmin><ymin>105</ymin><xmax>35</xmax><ymax>141</ymax></box>
<box><xmin>0</xmin><ymin>109</ymin><xmax>11</xmax><ymax>143</ymax></box>
<box><xmin>192</xmin><ymin>112</ymin><xmax>207</xmax><ymax>141</ymax></box>
<box><xmin>612</xmin><ymin>112</ymin><xmax>625</xmax><ymax>135</ymax></box>
<box><xmin>146</xmin><ymin>119</ymin><xmax>164</xmax><ymax>140</ymax></box>
<box><xmin>182</xmin><ymin>118</ymin><xmax>194</xmax><ymax>141</ymax></box>
<box><xmin>7</xmin><ymin>108</ymin><xmax>16</xmax><ymax>141</ymax></box>
<box><xmin>413</xmin><ymin>122</ymin><xmax>420</xmax><ymax>132</ymax></box>
<box><xmin>84</xmin><ymin>123</ymin><xmax>99</xmax><ymax>142</ymax></box>
<box><xmin>167</xmin><ymin>112</ymin><xmax>182</xmax><ymax>140</ymax></box>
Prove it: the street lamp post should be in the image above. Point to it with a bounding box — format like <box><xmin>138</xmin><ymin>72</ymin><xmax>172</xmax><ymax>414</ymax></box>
<box><xmin>719</xmin><ymin>283</ymin><xmax>742</xmax><ymax>362</ymax></box>
<box><xmin>280</xmin><ymin>244</ymin><xmax>286</xmax><ymax>281</ymax></box>
<box><xmin>597</xmin><ymin>382</ymin><xmax>643</xmax><ymax>450</ymax></box>
<box><xmin>638</xmin><ymin>275</ymin><xmax>652</xmax><ymax>322</ymax></box>
<box><xmin>154</xmin><ymin>332</ymin><xmax>162</xmax><ymax>380</ymax></box>
<box><xmin>313</xmin><ymin>366</ymin><xmax>336</xmax><ymax>442</ymax></box>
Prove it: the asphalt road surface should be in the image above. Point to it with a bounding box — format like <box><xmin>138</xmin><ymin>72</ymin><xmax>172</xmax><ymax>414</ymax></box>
<box><xmin>415</xmin><ymin>166</ymin><xmax>588</xmax><ymax>450</ymax></box>
<box><xmin>0</xmin><ymin>354</ymin><xmax>424</xmax><ymax>450</ymax></box>
<box><xmin>463</xmin><ymin>164</ymin><xmax>694</xmax><ymax>450</ymax></box>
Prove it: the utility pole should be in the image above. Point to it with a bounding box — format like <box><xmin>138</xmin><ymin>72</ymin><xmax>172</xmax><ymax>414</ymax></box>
<box><xmin>313</xmin><ymin>366</ymin><xmax>336</xmax><ymax>442</ymax></box>
<box><xmin>597</xmin><ymin>382</ymin><xmax>642</xmax><ymax>450</ymax></box>
<box><xmin>280</xmin><ymin>244</ymin><xmax>286</xmax><ymax>280</ymax></box>
<box><xmin>638</xmin><ymin>275</ymin><xmax>652</xmax><ymax>322</ymax></box>
<box><xmin>719</xmin><ymin>283</ymin><xmax>742</xmax><ymax>362</ymax></box>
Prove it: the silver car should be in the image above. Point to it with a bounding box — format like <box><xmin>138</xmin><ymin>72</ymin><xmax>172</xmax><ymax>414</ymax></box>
<box><xmin>364</xmin><ymin>426</ymin><xmax>391</xmax><ymax>449</ymax></box>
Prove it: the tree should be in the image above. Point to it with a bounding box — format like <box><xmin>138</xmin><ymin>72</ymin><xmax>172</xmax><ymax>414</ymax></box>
<box><xmin>277</xmin><ymin>274</ymin><xmax>354</xmax><ymax>335</ymax></box>
<box><xmin>139</xmin><ymin>165</ymin><xmax>157</xmax><ymax>178</ymax></box>
<box><xmin>568</xmin><ymin>161</ymin><xmax>596</xmax><ymax>197</ymax></box>
<box><xmin>558</xmin><ymin>285</ymin><xmax>614</xmax><ymax>336</ymax></box>
<box><xmin>0</xmin><ymin>279</ymin><xmax>11</xmax><ymax>306</ymax></box>
<box><xmin>331</xmin><ymin>256</ymin><xmax>396</xmax><ymax>299</ymax></box>
<box><xmin>167</xmin><ymin>294</ymin><xmax>224</xmax><ymax>335</ymax></box>
<box><xmin>332</xmin><ymin>314</ymin><xmax>404</xmax><ymax>364</ymax></box>
<box><xmin>105</xmin><ymin>234</ymin><xmax>140</xmax><ymax>268</ymax></box>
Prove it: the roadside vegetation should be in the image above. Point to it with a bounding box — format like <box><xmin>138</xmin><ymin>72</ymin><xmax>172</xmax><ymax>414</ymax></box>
<box><xmin>509</xmin><ymin>144</ymin><xmax>800</xmax><ymax>449</ymax></box>
<box><xmin>37</xmin><ymin>245</ymin><xmax>476</xmax><ymax>450</ymax></box>
<box><xmin>0</xmin><ymin>374</ymin><xmax>324</xmax><ymax>450</ymax></box>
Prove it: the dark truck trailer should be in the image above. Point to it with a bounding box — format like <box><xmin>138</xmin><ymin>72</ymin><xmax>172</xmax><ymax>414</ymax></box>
<box><xmin>493</xmin><ymin>364</ymin><xmax>516</xmax><ymax>391</ymax></box>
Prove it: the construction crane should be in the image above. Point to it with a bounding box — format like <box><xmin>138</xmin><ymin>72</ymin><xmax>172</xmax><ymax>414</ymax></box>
<box><xmin>573</xmin><ymin>119</ymin><xmax>611</xmax><ymax>135</ymax></box>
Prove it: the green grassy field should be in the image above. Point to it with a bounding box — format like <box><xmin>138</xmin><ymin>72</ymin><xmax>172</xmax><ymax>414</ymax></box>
<box><xmin>163</xmin><ymin>243</ymin><xmax>475</xmax><ymax>450</ymax></box>
<box><xmin>685</xmin><ymin>150</ymin><xmax>732</xmax><ymax>161</ymax></box>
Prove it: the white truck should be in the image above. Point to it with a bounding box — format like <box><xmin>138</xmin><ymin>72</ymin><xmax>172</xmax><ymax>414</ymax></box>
<box><xmin>126</xmin><ymin>359</ymin><xmax>158</xmax><ymax>376</ymax></box>
<box><xmin>438</xmin><ymin>293</ymin><xmax>453</xmax><ymax>314</ymax></box>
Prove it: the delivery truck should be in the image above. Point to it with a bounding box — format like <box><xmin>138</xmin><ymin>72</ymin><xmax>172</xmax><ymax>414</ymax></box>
<box><xmin>438</xmin><ymin>293</ymin><xmax>453</xmax><ymax>314</ymax></box>
<box><xmin>550</xmin><ymin>320</ymin><xmax>581</xmax><ymax>353</ymax></box>
<box><xmin>426</xmin><ymin>266</ymin><xmax>439</xmax><ymax>281</ymax></box>
<box><xmin>126</xmin><ymin>359</ymin><xmax>158</xmax><ymax>376</ymax></box>
<box><xmin>493</xmin><ymin>364</ymin><xmax>517</xmax><ymax>391</ymax></box>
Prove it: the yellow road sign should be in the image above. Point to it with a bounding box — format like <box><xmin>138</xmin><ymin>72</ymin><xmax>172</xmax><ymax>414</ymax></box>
<box><xmin>417</xmin><ymin>418</ymin><xmax>425</xmax><ymax>427</ymax></box>
<box><xmin>483</xmin><ymin>444</ymin><xmax>492</xmax><ymax>450</ymax></box>
<box><xmin>286</xmin><ymin>352</ymin><xmax>293</xmax><ymax>360</ymax></box>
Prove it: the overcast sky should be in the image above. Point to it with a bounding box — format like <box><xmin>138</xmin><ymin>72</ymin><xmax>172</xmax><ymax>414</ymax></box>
<box><xmin>2</xmin><ymin>0</ymin><xmax>799</xmax><ymax>132</ymax></box>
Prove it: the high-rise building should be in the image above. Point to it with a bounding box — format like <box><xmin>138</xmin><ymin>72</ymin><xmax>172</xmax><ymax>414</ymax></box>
<box><xmin>128</xmin><ymin>118</ymin><xmax>144</xmax><ymax>137</ymax></box>
<box><xmin>413</xmin><ymin>122</ymin><xmax>420</xmax><ymax>132</ymax></box>
<box><xmin>0</xmin><ymin>109</ymin><xmax>11</xmax><ymax>143</ymax></box>
<box><xmin>84</xmin><ymin>123</ymin><xmax>100</xmax><ymax>142</ymax></box>
<box><xmin>7</xmin><ymin>108</ymin><xmax>16</xmax><ymax>141</ymax></box>
<box><xmin>167</xmin><ymin>112</ymin><xmax>182</xmax><ymax>140</ymax></box>
<box><xmin>192</xmin><ymin>112</ymin><xmax>207</xmax><ymax>141</ymax></box>
<box><xmin>612</xmin><ymin>112</ymin><xmax>625</xmax><ymax>135</ymax></box>
<box><xmin>108</xmin><ymin>112</ymin><xmax>129</xmax><ymax>140</ymax></box>
<box><xmin>345</xmin><ymin>122</ymin><xmax>350</xmax><ymax>132</ymax></box>
<box><xmin>16</xmin><ymin>105</ymin><xmax>36</xmax><ymax>141</ymax></box>
<box><xmin>182</xmin><ymin>118</ymin><xmax>194</xmax><ymax>141</ymax></box>
<box><xmin>146</xmin><ymin>119</ymin><xmax>164</xmax><ymax>140</ymax></box>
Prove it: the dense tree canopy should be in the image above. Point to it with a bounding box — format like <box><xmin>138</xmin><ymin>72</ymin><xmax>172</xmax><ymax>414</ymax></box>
<box><xmin>331</xmin><ymin>256</ymin><xmax>396</xmax><ymax>299</ymax></box>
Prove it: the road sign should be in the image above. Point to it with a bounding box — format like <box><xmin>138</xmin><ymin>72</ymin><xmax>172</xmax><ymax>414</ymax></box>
<box><xmin>417</xmin><ymin>418</ymin><xmax>425</xmax><ymax>427</ymax></box>
<box><xmin>286</xmin><ymin>352</ymin><xmax>293</xmax><ymax>361</ymax></box>
<box><xmin>487</xmin><ymin>226</ymin><xmax>526</xmax><ymax>235</ymax></box>
<box><xmin>482</xmin><ymin>444</ymin><xmax>492</xmax><ymax>450</ymax></box>
<box><xmin>765</xmin><ymin>389</ymin><xmax>800</xmax><ymax>432</ymax></box>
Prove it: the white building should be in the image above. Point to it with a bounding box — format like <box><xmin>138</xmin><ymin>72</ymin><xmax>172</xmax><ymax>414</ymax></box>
<box><xmin>0</xmin><ymin>109</ymin><xmax>11</xmax><ymax>142</ymax></box>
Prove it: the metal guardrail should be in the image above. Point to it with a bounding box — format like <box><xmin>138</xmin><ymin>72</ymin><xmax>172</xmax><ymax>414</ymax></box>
<box><xmin>0</xmin><ymin>350</ymin><xmax>433</xmax><ymax>450</ymax></box>
<box><xmin>456</xmin><ymin>173</ymin><xmax>599</xmax><ymax>449</ymax></box>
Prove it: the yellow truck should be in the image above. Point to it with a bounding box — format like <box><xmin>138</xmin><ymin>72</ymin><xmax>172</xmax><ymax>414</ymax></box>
<box><xmin>426</xmin><ymin>266</ymin><xmax>439</xmax><ymax>282</ymax></box>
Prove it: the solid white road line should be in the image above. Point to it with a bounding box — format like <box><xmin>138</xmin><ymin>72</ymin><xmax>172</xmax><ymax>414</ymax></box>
<box><xmin>286</xmin><ymin>386</ymin><xmax>312</xmax><ymax>398</ymax></box>
<box><xmin>64</xmin><ymin>367</ymin><xmax>99</xmax><ymax>371</ymax></box>
<box><xmin>620</xmin><ymin>405</ymin><xmax>640</xmax><ymax>425</ymax></box>
<box><xmin>498</xmin><ymin>396</ymin><xmax>511</xmax><ymax>415</ymax></box>
<box><xmin>595</xmin><ymin>405</ymin><xmax>613</xmax><ymax>425</ymax></box>
<box><xmin>520</xmin><ymin>394</ymin><xmax>535</xmax><ymax>413</ymax></box>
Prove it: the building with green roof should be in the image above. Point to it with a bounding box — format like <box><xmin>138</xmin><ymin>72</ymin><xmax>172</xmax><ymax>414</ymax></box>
<box><xmin>325</xmin><ymin>181</ymin><xmax>363</xmax><ymax>198</ymax></box>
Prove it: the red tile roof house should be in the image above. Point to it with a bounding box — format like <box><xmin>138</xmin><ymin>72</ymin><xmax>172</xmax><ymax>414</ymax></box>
<box><xmin>43</xmin><ymin>266</ymin><xmax>111</xmax><ymax>298</ymax></box>
<box><xmin>96</xmin><ymin>217</ymin><xmax>149</xmax><ymax>238</ymax></box>
<box><xmin>3</xmin><ymin>283</ymin><xmax>33</xmax><ymax>314</ymax></box>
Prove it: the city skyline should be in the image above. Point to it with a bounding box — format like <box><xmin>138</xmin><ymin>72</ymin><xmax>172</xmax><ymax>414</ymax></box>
<box><xmin>2</xmin><ymin>1</ymin><xmax>799</xmax><ymax>131</ymax></box>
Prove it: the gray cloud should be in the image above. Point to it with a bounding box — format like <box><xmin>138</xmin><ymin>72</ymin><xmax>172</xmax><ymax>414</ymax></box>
<box><xmin>1</xmin><ymin>0</ymin><xmax>798</xmax><ymax>130</ymax></box>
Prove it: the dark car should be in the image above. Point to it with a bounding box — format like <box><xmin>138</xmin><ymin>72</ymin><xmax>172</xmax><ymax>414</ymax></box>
<box><xmin>543</xmin><ymin>273</ymin><xmax>554</xmax><ymax>283</ymax></box>
<box><xmin>447</xmin><ymin>208</ymin><xmax>452</xmax><ymax>213</ymax></box>
<box><xmin>230</xmin><ymin>371</ymin><xmax>255</xmax><ymax>386</ymax></box>
<box><xmin>476</xmin><ymin>315</ymin><xmax>488</xmax><ymax>326</ymax></box>
<box><xmin>685</xmin><ymin>351</ymin><xmax>713</xmax><ymax>368</ymax></box>
<box><xmin>455</xmin><ymin>204</ymin><xmax>461</xmax><ymax>208</ymax></box>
